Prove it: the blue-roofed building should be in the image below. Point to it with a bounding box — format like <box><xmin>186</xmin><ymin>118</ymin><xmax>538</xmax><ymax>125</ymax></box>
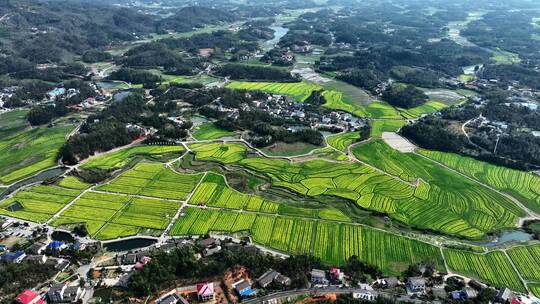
<box><xmin>47</xmin><ymin>87</ymin><xmax>66</xmax><ymax>100</ymax></box>
<box><xmin>47</xmin><ymin>241</ymin><xmax>66</xmax><ymax>251</ymax></box>
<box><xmin>233</xmin><ymin>280</ymin><xmax>253</xmax><ymax>297</ymax></box>
<box><xmin>0</xmin><ymin>250</ymin><xmax>26</xmax><ymax>263</ymax></box>
<box><xmin>0</xmin><ymin>245</ymin><xmax>6</xmax><ymax>252</ymax></box>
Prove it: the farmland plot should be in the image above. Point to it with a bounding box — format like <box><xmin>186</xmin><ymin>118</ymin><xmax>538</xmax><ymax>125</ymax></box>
<box><xmin>97</xmin><ymin>162</ymin><xmax>202</xmax><ymax>200</ymax></box>
<box><xmin>419</xmin><ymin>149</ymin><xmax>540</xmax><ymax>213</ymax></box>
<box><xmin>81</xmin><ymin>145</ymin><xmax>185</xmax><ymax>170</ymax></box>
<box><xmin>443</xmin><ymin>249</ymin><xmax>526</xmax><ymax>292</ymax></box>
<box><xmin>327</xmin><ymin>132</ymin><xmax>363</xmax><ymax>152</ymax></box>
<box><xmin>507</xmin><ymin>245</ymin><xmax>540</xmax><ymax>281</ymax></box>
<box><xmin>0</xmin><ymin>185</ymin><xmax>81</xmax><ymax>222</ymax></box>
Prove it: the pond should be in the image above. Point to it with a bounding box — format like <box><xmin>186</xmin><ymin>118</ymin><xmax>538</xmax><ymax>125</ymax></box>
<box><xmin>52</xmin><ymin>231</ymin><xmax>75</xmax><ymax>243</ymax></box>
<box><xmin>479</xmin><ymin>230</ymin><xmax>533</xmax><ymax>247</ymax></box>
<box><xmin>96</xmin><ymin>81</ymin><xmax>118</xmax><ymax>90</ymax></box>
<box><xmin>103</xmin><ymin>238</ymin><xmax>157</xmax><ymax>252</ymax></box>
<box><xmin>113</xmin><ymin>90</ymin><xmax>132</xmax><ymax>102</ymax></box>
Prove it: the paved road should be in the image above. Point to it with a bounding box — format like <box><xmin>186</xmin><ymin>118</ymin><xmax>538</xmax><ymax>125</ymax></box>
<box><xmin>241</xmin><ymin>287</ymin><xmax>427</xmax><ymax>304</ymax></box>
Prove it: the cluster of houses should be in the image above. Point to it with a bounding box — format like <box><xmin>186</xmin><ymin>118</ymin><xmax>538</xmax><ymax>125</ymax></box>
<box><xmin>0</xmin><ymin>239</ymin><xmax>72</xmax><ymax>271</ymax></box>
<box><xmin>209</xmin><ymin>93</ymin><xmax>366</xmax><ymax>133</ymax></box>
<box><xmin>0</xmin><ymin>85</ymin><xmax>18</xmax><ymax>108</ymax></box>
<box><xmin>13</xmin><ymin>282</ymin><xmax>85</xmax><ymax>304</ymax></box>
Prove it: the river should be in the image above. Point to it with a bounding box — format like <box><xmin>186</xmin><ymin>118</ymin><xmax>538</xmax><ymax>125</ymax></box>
<box><xmin>262</xmin><ymin>26</ymin><xmax>289</xmax><ymax>52</ymax></box>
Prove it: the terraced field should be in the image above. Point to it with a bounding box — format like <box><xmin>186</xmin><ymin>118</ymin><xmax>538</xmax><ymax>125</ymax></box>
<box><xmin>170</xmin><ymin>206</ymin><xmax>443</xmax><ymax>275</ymax></box>
<box><xmin>97</xmin><ymin>162</ymin><xmax>203</xmax><ymax>200</ymax></box>
<box><xmin>195</xmin><ymin>140</ymin><xmax>520</xmax><ymax>238</ymax></box>
<box><xmin>507</xmin><ymin>245</ymin><xmax>540</xmax><ymax>281</ymax></box>
<box><xmin>192</xmin><ymin>123</ymin><xmax>235</xmax><ymax>140</ymax></box>
<box><xmin>190</xmin><ymin>172</ymin><xmax>279</xmax><ymax>211</ymax></box>
<box><xmin>327</xmin><ymin>132</ymin><xmax>362</xmax><ymax>152</ymax></box>
<box><xmin>443</xmin><ymin>249</ymin><xmax>526</xmax><ymax>292</ymax></box>
<box><xmin>81</xmin><ymin>145</ymin><xmax>185</xmax><ymax>170</ymax></box>
<box><xmin>352</xmin><ymin>140</ymin><xmax>524</xmax><ymax>238</ymax></box>
<box><xmin>418</xmin><ymin>149</ymin><xmax>540</xmax><ymax>213</ymax></box>
<box><xmin>190</xmin><ymin>142</ymin><xmax>248</xmax><ymax>164</ymax></box>
<box><xmin>370</xmin><ymin>120</ymin><xmax>407</xmax><ymax>138</ymax></box>
<box><xmin>0</xmin><ymin>124</ymin><xmax>73</xmax><ymax>184</ymax></box>
<box><xmin>0</xmin><ymin>185</ymin><xmax>82</xmax><ymax>223</ymax></box>
<box><xmin>397</xmin><ymin>100</ymin><xmax>447</xmax><ymax>119</ymax></box>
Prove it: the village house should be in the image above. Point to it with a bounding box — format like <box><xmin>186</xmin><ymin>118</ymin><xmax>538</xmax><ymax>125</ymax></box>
<box><xmin>497</xmin><ymin>288</ymin><xmax>514</xmax><ymax>303</ymax></box>
<box><xmin>196</xmin><ymin>282</ymin><xmax>215</xmax><ymax>302</ymax></box>
<box><xmin>47</xmin><ymin>283</ymin><xmax>84</xmax><ymax>304</ymax></box>
<box><xmin>310</xmin><ymin>269</ymin><xmax>329</xmax><ymax>286</ymax></box>
<box><xmin>233</xmin><ymin>279</ymin><xmax>253</xmax><ymax>297</ymax></box>
<box><xmin>24</xmin><ymin>255</ymin><xmax>48</xmax><ymax>264</ymax></box>
<box><xmin>257</xmin><ymin>269</ymin><xmax>291</xmax><ymax>288</ymax></box>
<box><xmin>157</xmin><ymin>294</ymin><xmax>189</xmax><ymax>304</ymax></box>
<box><xmin>0</xmin><ymin>250</ymin><xmax>26</xmax><ymax>263</ymax></box>
<box><xmin>15</xmin><ymin>290</ymin><xmax>45</xmax><ymax>304</ymax></box>
<box><xmin>352</xmin><ymin>290</ymin><xmax>377</xmax><ymax>301</ymax></box>
<box><xmin>406</xmin><ymin>277</ymin><xmax>426</xmax><ymax>294</ymax></box>
<box><xmin>198</xmin><ymin>237</ymin><xmax>221</xmax><ymax>248</ymax></box>
<box><xmin>202</xmin><ymin>245</ymin><xmax>222</xmax><ymax>257</ymax></box>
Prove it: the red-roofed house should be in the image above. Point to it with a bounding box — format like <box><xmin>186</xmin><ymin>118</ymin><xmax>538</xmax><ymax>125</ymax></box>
<box><xmin>196</xmin><ymin>282</ymin><xmax>214</xmax><ymax>302</ymax></box>
<box><xmin>15</xmin><ymin>290</ymin><xmax>45</xmax><ymax>304</ymax></box>
<box><xmin>511</xmin><ymin>298</ymin><xmax>523</xmax><ymax>304</ymax></box>
<box><xmin>134</xmin><ymin>256</ymin><xmax>152</xmax><ymax>270</ymax></box>
<box><xmin>330</xmin><ymin>267</ymin><xmax>344</xmax><ymax>281</ymax></box>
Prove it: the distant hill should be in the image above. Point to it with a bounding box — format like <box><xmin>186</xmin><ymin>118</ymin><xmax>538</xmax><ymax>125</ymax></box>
<box><xmin>157</xmin><ymin>6</ymin><xmax>237</xmax><ymax>33</ymax></box>
<box><xmin>0</xmin><ymin>0</ymin><xmax>155</xmax><ymax>66</ymax></box>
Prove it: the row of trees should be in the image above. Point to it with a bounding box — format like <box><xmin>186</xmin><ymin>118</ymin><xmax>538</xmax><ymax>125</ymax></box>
<box><xmin>215</xmin><ymin>64</ymin><xmax>298</xmax><ymax>81</ymax></box>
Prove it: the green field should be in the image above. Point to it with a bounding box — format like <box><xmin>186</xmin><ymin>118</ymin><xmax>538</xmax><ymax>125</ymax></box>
<box><xmin>370</xmin><ymin>120</ymin><xmax>407</xmax><ymax>138</ymax></box>
<box><xmin>81</xmin><ymin>145</ymin><xmax>185</xmax><ymax>170</ymax></box>
<box><xmin>491</xmin><ymin>49</ymin><xmax>521</xmax><ymax>64</ymax></box>
<box><xmin>397</xmin><ymin>100</ymin><xmax>447</xmax><ymax>119</ymax></box>
<box><xmin>261</xmin><ymin>142</ymin><xmax>320</xmax><ymax>156</ymax></box>
<box><xmin>443</xmin><ymin>249</ymin><xmax>526</xmax><ymax>292</ymax></box>
<box><xmin>226</xmin><ymin>81</ymin><xmax>446</xmax><ymax>120</ymax></box>
<box><xmin>192</xmin><ymin>123</ymin><xmax>235</xmax><ymax>140</ymax></box>
<box><xmin>327</xmin><ymin>132</ymin><xmax>362</xmax><ymax>152</ymax></box>
<box><xmin>419</xmin><ymin>149</ymin><xmax>540</xmax><ymax>213</ymax></box>
<box><xmin>51</xmin><ymin>190</ymin><xmax>181</xmax><ymax>240</ymax></box>
<box><xmin>529</xmin><ymin>283</ymin><xmax>540</xmax><ymax>298</ymax></box>
<box><xmin>0</xmin><ymin>185</ymin><xmax>82</xmax><ymax>223</ymax></box>
<box><xmin>192</xmin><ymin>141</ymin><xmax>523</xmax><ymax>238</ymax></box>
<box><xmin>170</xmin><ymin>207</ymin><xmax>443</xmax><ymax>275</ymax></box>
<box><xmin>226</xmin><ymin>81</ymin><xmax>321</xmax><ymax>102</ymax></box>
<box><xmin>0</xmin><ymin>124</ymin><xmax>73</xmax><ymax>184</ymax></box>
<box><xmin>58</xmin><ymin>176</ymin><xmax>91</xmax><ymax>190</ymax></box>
<box><xmin>0</xmin><ymin>110</ymin><xmax>30</xmax><ymax>138</ymax></box>
<box><xmin>190</xmin><ymin>142</ymin><xmax>248</xmax><ymax>164</ymax></box>
<box><xmin>352</xmin><ymin>140</ymin><xmax>523</xmax><ymax>238</ymax></box>
<box><xmin>97</xmin><ymin>162</ymin><xmax>203</xmax><ymax>200</ymax></box>
<box><xmin>507</xmin><ymin>245</ymin><xmax>540</xmax><ymax>281</ymax></box>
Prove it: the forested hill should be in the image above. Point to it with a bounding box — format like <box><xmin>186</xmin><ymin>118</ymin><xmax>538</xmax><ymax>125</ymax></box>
<box><xmin>157</xmin><ymin>6</ymin><xmax>237</xmax><ymax>33</ymax></box>
<box><xmin>0</xmin><ymin>1</ymin><xmax>239</xmax><ymax>70</ymax></box>
<box><xmin>0</xmin><ymin>0</ymin><xmax>155</xmax><ymax>65</ymax></box>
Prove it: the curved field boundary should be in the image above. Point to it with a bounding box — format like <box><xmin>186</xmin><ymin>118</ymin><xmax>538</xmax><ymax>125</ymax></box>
<box><xmin>418</xmin><ymin>149</ymin><xmax>540</xmax><ymax>214</ymax></box>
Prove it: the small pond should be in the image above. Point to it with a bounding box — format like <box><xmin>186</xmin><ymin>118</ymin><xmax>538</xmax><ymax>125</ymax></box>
<box><xmin>479</xmin><ymin>230</ymin><xmax>533</xmax><ymax>247</ymax></box>
<box><xmin>103</xmin><ymin>238</ymin><xmax>157</xmax><ymax>252</ymax></box>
